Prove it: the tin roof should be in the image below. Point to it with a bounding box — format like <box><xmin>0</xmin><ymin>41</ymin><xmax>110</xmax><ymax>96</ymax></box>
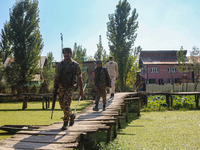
<box><xmin>140</xmin><ymin>50</ymin><xmax>189</xmax><ymax>65</ymax></box>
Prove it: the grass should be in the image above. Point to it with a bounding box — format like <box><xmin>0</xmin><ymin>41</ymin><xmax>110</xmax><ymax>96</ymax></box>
<box><xmin>1</xmin><ymin>100</ymin><xmax>200</xmax><ymax>149</ymax></box>
<box><xmin>86</xmin><ymin>111</ymin><xmax>200</xmax><ymax>150</ymax></box>
<box><xmin>0</xmin><ymin>100</ymin><xmax>92</xmax><ymax>140</ymax></box>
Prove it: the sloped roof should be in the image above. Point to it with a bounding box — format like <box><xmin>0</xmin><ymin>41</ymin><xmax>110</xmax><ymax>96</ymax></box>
<box><xmin>37</xmin><ymin>56</ymin><xmax>46</xmax><ymax>69</ymax></box>
<box><xmin>140</xmin><ymin>50</ymin><xmax>189</xmax><ymax>65</ymax></box>
<box><xmin>4</xmin><ymin>56</ymin><xmax>47</xmax><ymax>69</ymax></box>
<box><xmin>3</xmin><ymin>57</ymin><xmax>15</xmax><ymax>67</ymax></box>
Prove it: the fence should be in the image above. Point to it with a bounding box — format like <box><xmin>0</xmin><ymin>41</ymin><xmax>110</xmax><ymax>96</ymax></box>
<box><xmin>146</xmin><ymin>83</ymin><xmax>200</xmax><ymax>92</ymax></box>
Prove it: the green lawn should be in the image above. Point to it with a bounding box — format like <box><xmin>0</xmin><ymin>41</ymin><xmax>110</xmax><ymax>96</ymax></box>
<box><xmin>87</xmin><ymin>111</ymin><xmax>200</xmax><ymax>150</ymax></box>
<box><xmin>0</xmin><ymin>100</ymin><xmax>92</xmax><ymax>140</ymax></box>
<box><xmin>1</xmin><ymin>101</ymin><xmax>200</xmax><ymax>149</ymax></box>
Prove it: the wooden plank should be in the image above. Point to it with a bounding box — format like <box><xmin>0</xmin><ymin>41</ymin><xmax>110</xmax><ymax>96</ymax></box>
<box><xmin>9</xmin><ymin>134</ymin><xmax>80</xmax><ymax>144</ymax></box>
<box><xmin>0</xmin><ymin>140</ymin><xmax>78</xmax><ymax>149</ymax></box>
<box><xmin>0</xmin><ymin>147</ymin><xmax>22</xmax><ymax>150</ymax></box>
<box><xmin>16</xmin><ymin>130</ymin><xmax>82</xmax><ymax>135</ymax></box>
<box><xmin>124</xmin><ymin>97</ymin><xmax>139</xmax><ymax>100</ymax></box>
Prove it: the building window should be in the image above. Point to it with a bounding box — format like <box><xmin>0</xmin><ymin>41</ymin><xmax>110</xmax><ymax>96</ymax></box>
<box><xmin>150</xmin><ymin>67</ymin><xmax>159</xmax><ymax>73</ymax></box>
<box><xmin>149</xmin><ymin>79</ymin><xmax>156</xmax><ymax>84</ymax></box>
<box><xmin>158</xmin><ymin>79</ymin><xmax>164</xmax><ymax>85</ymax></box>
<box><xmin>168</xmin><ymin>78</ymin><xmax>178</xmax><ymax>84</ymax></box>
<box><xmin>167</xmin><ymin>67</ymin><xmax>177</xmax><ymax>73</ymax></box>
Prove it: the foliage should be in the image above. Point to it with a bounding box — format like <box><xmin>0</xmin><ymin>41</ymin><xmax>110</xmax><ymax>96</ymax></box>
<box><xmin>125</xmin><ymin>46</ymin><xmax>141</xmax><ymax>91</ymax></box>
<box><xmin>107</xmin><ymin>0</ymin><xmax>139</xmax><ymax>91</ymax></box>
<box><xmin>0</xmin><ymin>21</ymin><xmax>12</xmax><ymax>63</ymax></box>
<box><xmin>72</xmin><ymin>43</ymin><xmax>87</xmax><ymax>64</ymax></box>
<box><xmin>42</xmin><ymin>52</ymin><xmax>55</xmax><ymax>90</ymax></box>
<box><xmin>9</xmin><ymin>0</ymin><xmax>43</xmax><ymax>90</ymax></box>
<box><xmin>189</xmin><ymin>46</ymin><xmax>200</xmax><ymax>91</ymax></box>
<box><xmin>176</xmin><ymin>46</ymin><xmax>190</xmax><ymax>91</ymax></box>
<box><xmin>94</xmin><ymin>35</ymin><xmax>108</xmax><ymax>65</ymax></box>
<box><xmin>145</xmin><ymin>95</ymin><xmax>196</xmax><ymax>110</ymax></box>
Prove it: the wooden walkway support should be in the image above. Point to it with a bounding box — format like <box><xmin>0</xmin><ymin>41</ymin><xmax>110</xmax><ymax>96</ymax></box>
<box><xmin>0</xmin><ymin>92</ymin><xmax>139</xmax><ymax>150</ymax></box>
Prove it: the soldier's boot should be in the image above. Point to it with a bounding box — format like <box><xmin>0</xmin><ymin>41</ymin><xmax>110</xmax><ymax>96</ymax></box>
<box><xmin>61</xmin><ymin>121</ymin><xmax>68</xmax><ymax>130</ymax></box>
<box><xmin>110</xmin><ymin>93</ymin><xmax>114</xmax><ymax>99</ymax></box>
<box><xmin>93</xmin><ymin>103</ymin><xmax>99</xmax><ymax>111</ymax></box>
<box><xmin>103</xmin><ymin>104</ymin><xmax>106</xmax><ymax>111</ymax></box>
<box><xmin>69</xmin><ymin>114</ymin><xmax>76</xmax><ymax>126</ymax></box>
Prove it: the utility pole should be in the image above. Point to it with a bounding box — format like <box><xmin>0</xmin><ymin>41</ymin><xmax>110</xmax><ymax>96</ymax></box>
<box><xmin>60</xmin><ymin>33</ymin><xmax>63</xmax><ymax>60</ymax></box>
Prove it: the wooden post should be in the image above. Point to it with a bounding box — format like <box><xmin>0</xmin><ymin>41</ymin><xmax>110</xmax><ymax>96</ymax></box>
<box><xmin>47</xmin><ymin>97</ymin><xmax>50</xmax><ymax>108</ymax></box>
<box><xmin>125</xmin><ymin>102</ymin><xmax>129</xmax><ymax>122</ymax></box>
<box><xmin>113</xmin><ymin>120</ymin><xmax>117</xmax><ymax>138</ymax></box>
<box><xmin>22</xmin><ymin>96</ymin><xmax>28</xmax><ymax>110</ymax></box>
<box><xmin>137</xmin><ymin>96</ymin><xmax>141</xmax><ymax>116</ymax></box>
<box><xmin>144</xmin><ymin>95</ymin><xmax>148</xmax><ymax>107</ymax></box>
<box><xmin>166</xmin><ymin>95</ymin><xmax>170</xmax><ymax>108</ymax></box>
<box><xmin>117</xmin><ymin>117</ymin><xmax>122</xmax><ymax>129</ymax></box>
<box><xmin>42</xmin><ymin>97</ymin><xmax>44</xmax><ymax>109</ymax></box>
<box><xmin>45</xmin><ymin>97</ymin><xmax>48</xmax><ymax>109</ymax></box>
<box><xmin>195</xmin><ymin>95</ymin><xmax>199</xmax><ymax>109</ymax></box>
<box><xmin>78</xmin><ymin>134</ymin><xmax>85</xmax><ymax>150</ymax></box>
<box><xmin>170</xmin><ymin>95</ymin><xmax>173</xmax><ymax>107</ymax></box>
<box><xmin>107</xmin><ymin>126</ymin><xmax>112</xmax><ymax>143</ymax></box>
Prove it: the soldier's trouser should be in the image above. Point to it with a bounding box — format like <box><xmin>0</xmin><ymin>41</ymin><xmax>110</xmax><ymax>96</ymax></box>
<box><xmin>58</xmin><ymin>86</ymin><xmax>74</xmax><ymax>121</ymax></box>
<box><xmin>110</xmin><ymin>76</ymin><xmax>116</xmax><ymax>94</ymax></box>
<box><xmin>96</xmin><ymin>85</ymin><xmax>106</xmax><ymax>105</ymax></box>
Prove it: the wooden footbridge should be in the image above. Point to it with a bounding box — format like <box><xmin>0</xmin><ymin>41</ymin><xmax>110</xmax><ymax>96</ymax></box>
<box><xmin>0</xmin><ymin>92</ymin><xmax>140</xmax><ymax>150</ymax></box>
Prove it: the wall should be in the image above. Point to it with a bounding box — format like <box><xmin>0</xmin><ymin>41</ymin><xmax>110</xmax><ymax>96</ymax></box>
<box><xmin>146</xmin><ymin>83</ymin><xmax>200</xmax><ymax>92</ymax></box>
<box><xmin>142</xmin><ymin>64</ymin><xmax>193</xmax><ymax>84</ymax></box>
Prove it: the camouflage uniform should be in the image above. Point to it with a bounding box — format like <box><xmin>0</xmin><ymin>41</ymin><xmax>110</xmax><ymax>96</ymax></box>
<box><xmin>54</xmin><ymin>59</ymin><xmax>82</xmax><ymax>122</ymax></box>
<box><xmin>94</xmin><ymin>66</ymin><xmax>111</xmax><ymax>111</ymax></box>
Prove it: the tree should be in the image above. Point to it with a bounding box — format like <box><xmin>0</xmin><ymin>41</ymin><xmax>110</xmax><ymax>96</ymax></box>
<box><xmin>94</xmin><ymin>35</ymin><xmax>108</xmax><ymax>64</ymax></box>
<box><xmin>176</xmin><ymin>46</ymin><xmax>190</xmax><ymax>91</ymax></box>
<box><xmin>42</xmin><ymin>52</ymin><xmax>54</xmax><ymax>89</ymax></box>
<box><xmin>0</xmin><ymin>21</ymin><xmax>12</xmax><ymax>63</ymax></box>
<box><xmin>190</xmin><ymin>46</ymin><xmax>200</xmax><ymax>91</ymax></box>
<box><xmin>9</xmin><ymin>0</ymin><xmax>43</xmax><ymax>89</ymax></box>
<box><xmin>72</xmin><ymin>43</ymin><xmax>87</xmax><ymax>63</ymax></box>
<box><xmin>125</xmin><ymin>46</ymin><xmax>141</xmax><ymax>91</ymax></box>
<box><xmin>107</xmin><ymin>0</ymin><xmax>139</xmax><ymax>91</ymax></box>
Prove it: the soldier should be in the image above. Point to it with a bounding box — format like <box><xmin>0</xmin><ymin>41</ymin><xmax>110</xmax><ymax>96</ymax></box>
<box><xmin>106</xmin><ymin>56</ymin><xmax>118</xmax><ymax>99</ymax></box>
<box><xmin>93</xmin><ymin>60</ymin><xmax>111</xmax><ymax>111</ymax></box>
<box><xmin>53</xmin><ymin>47</ymin><xmax>83</xmax><ymax>130</ymax></box>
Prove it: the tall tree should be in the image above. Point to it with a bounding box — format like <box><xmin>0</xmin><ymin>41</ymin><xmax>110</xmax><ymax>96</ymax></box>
<box><xmin>43</xmin><ymin>52</ymin><xmax>55</xmax><ymax>86</ymax></box>
<box><xmin>125</xmin><ymin>46</ymin><xmax>142</xmax><ymax>91</ymax></box>
<box><xmin>190</xmin><ymin>46</ymin><xmax>200</xmax><ymax>91</ymax></box>
<box><xmin>9</xmin><ymin>0</ymin><xmax>43</xmax><ymax>89</ymax></box>
<box><xmin>0</xmin><ymin>21</ymin><xmax>12</xmax><ymax>63</ymax></box>
<box><xmin>72</xmin><ymin>43</ymin><xmax>87</xmax><ymax>63</ymax></box>
<box><xmin>107</xmin><ymin>0</ymin><xmax>139</xmax><ymax>91</ymax></box>
<box><xmin>176</xmin><ymin>46</ymin><xmax>190</xmax><ymax>91</ymax></box>
<box><xmin>94</xmin><ymin>35</ymin><xmax>108</xmax><ymax>64</ymax></box>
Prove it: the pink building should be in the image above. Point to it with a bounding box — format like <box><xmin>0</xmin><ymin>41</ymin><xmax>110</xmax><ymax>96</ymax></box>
<box><xmin>139</xmin><ymin>50</ymin><xmax>193</xmax><ymax>84</ymax></box>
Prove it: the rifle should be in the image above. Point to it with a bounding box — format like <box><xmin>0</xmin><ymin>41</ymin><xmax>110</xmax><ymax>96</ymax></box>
<box><xmin>69</xmin><ymin>79</ymin><xmax>88</xmax><ymax>126</ymax></box>
<box><xmin>51</xmin><ymin>87</ymin><xmax>58</xmax><ymax>119</ymax></box>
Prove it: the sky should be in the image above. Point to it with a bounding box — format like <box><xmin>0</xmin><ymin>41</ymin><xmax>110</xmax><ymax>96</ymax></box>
<box><xmin>0</xmin><ymin>0</ymin><xmax>200</xmax><ymax>61</ymax></box>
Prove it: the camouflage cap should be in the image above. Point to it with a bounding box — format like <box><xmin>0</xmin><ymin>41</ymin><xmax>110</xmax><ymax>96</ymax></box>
<box><xmin>62</xmin><ymin>47</ymin><xmax>72</xmax><ymax>54</ymax></box>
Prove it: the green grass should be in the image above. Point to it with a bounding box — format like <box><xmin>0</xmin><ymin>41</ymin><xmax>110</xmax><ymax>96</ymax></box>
<box><xmin>0</xmin><ymin>100</ymin><xmax>92</xmax><ymax>140</ymax></box>
<box><xmin>87</xmin><ymin>111</ymin><xmax>200</xmax><ymax>150</ymax></box>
